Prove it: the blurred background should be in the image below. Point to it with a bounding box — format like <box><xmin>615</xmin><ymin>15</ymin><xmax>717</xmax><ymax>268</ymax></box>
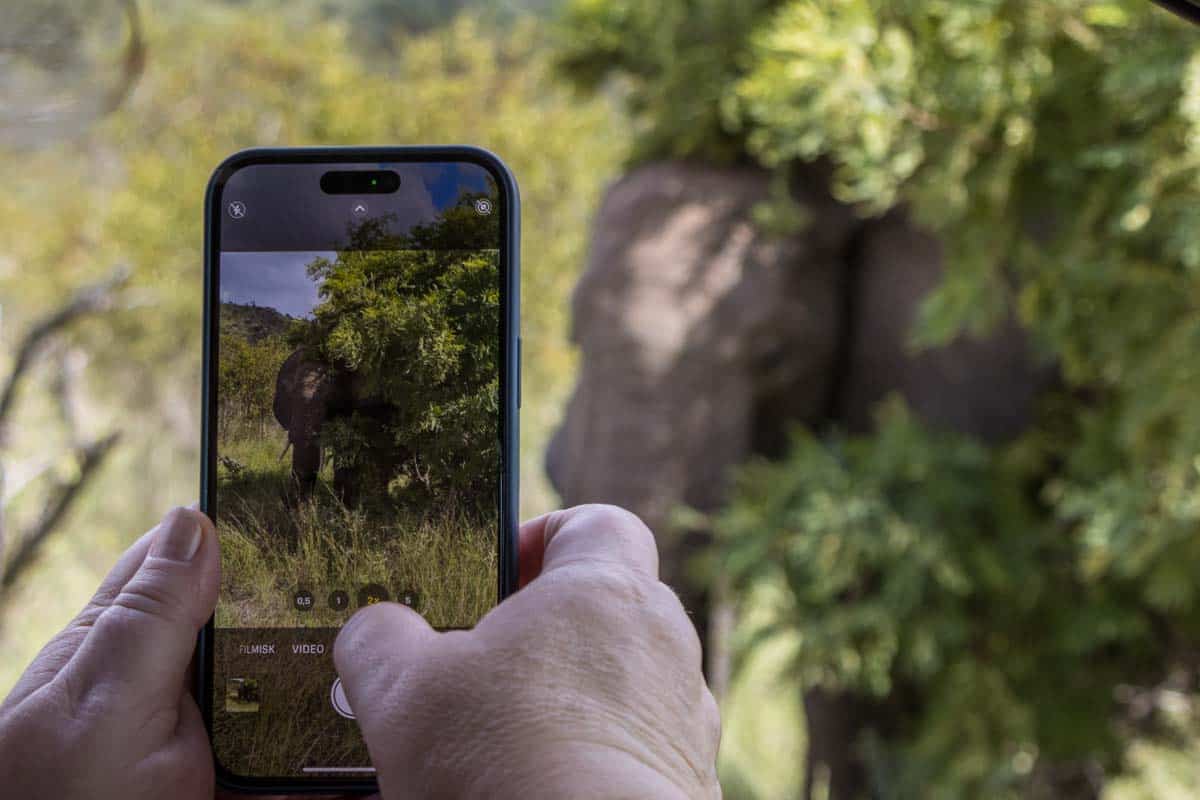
<box><xmin>1</xmin><ymin>0</ymin><xmax>1199</xmax><ymax>797</ymax></box>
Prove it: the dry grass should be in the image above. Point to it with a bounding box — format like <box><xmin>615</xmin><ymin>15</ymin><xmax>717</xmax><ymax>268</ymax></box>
<box><xmin>216</xmin><ymin>430</ymin><xmax>497</xmax><ymax>629</ymax></box>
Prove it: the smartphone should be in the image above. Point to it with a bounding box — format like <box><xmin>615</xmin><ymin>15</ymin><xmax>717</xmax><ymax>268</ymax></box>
<box><xmin>197</xmin><ymin>147</ymin><xmax>519</xmax><ymax>792</ymax></box>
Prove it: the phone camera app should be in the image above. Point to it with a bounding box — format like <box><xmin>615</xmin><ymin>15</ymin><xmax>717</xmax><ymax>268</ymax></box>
<box><xmin>213</xmin><ymin>160</ymin><xmax>504</xmax><ymax>779</ymax></box>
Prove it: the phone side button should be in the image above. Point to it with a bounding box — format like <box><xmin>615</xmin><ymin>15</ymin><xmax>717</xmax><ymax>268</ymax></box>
<box><xmin>517</xmin><ymin>335</ymin><xmax>522</xmax><ymax>409</ymax></box>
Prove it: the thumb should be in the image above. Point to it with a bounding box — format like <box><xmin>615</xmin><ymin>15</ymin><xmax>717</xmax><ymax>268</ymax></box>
<box><xmin>334</xmin><ymin>602</ymin><xmax>438</xmax><ymax>730</ymax></box>
<box><xmin>67</xmin><ymin>507</ymin><xmax>219</xmax><ymax>705</ymax></box>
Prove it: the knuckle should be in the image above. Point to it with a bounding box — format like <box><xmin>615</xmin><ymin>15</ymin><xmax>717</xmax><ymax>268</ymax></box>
<box><xmin>535</xmin><ymin>565</ymin><xmax>650</xmax><ymax>636</ymax></box>
<box><xmin>339</xmin><ymin>603</ymin><xmax>385</xmax><ymax>642</ymax></box>
<box><xmin>570</xmin><ymin>504</ymin><xmax>660</xmax><ymax>570</ymax></box>
<box><xmin>646</xmin><ymin>581</ymin><xmax>703</xmax><ymax>666</ymax></box>
<box><xmin>370</xmin><ymin>665</ymin><xmax>420</xmax><ymax>718</ymax></box>
<box><xmin>578</xmin><ymin>503</ymin><xmax>655</xmax><ymax>541</ymax></box>
<box><xmin>647</xmin><ymin>579</ymin><xmax>689</xmax><ymax>620</ymax></box>
<box><xmin>548</xmin><ymin>567</ymin><xmax>704</xmax><ymax>663</ymax></box>
<box><xmin>575</xmin><ymin>502</ymin><xmax>644</xmax><ymax>528</ymax></box>
<box><xmin>367</xmin><ymin>655</ymin><xmax>461</xmax><ymax>745</ymax></box>
<box><xmin>334</xmin><ymin>607</ymin><xmax>390</xmax><ymax>668</ymax></box>
<box><xmin>574</xmin><ymin>565</ymin><xmax>650</xmax><ymax>610</ymax></box>
<box><xmin>108</xmin><ymin>564</ymin><xmax>190</xmax><ymax>627</ymax></box>
<box><xmin>75</xmin><ymin>599</ymin><xmax>108</xmax><ymax>628</ymax></box>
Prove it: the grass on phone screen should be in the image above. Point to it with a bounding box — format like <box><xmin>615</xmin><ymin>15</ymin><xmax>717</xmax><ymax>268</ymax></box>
<box><xmin>214</xmin><ymin>429</ymin><xmax>497</xmax><ymax>630</ymax></box>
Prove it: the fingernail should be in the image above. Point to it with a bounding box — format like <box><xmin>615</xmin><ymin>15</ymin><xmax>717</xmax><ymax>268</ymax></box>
<box><xmin>150</xmin><ymin>508</ymin><xmax>202</xmax><ymax>562</ymax></box>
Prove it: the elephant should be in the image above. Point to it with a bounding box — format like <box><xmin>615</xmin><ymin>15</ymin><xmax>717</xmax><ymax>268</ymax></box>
<box><xmin>273</xmin><ymin>347</ymin><xmax>335</xmax><ymax>493</ymax></box>
<box><xmin>271</xmin><ymin>346</ymin><xmax>401</xmax><ymax>506</ymax></box>
<box><xmin>545</xmin><ymin>160</ymin><xmax>1054</xmax><ymax>799</ymax></box>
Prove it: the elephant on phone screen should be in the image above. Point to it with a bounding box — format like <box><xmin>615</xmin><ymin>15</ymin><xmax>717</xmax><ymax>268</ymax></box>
<box><xmin>273</xmin><ymin>347</ymin><xmax>337</xmax><ymax>494</ymax></box>
<box><xmin>272</xmin><ymin>347</ymin><xmax>406</xmax><ymax>506</ymax></box>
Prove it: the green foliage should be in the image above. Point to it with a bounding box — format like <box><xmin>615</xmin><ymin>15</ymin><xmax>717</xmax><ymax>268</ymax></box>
<box><xmin>218</xmin><ymin>331</ymin><xmax>290</xmax><ymax>443</ymax></box>
<box><xmin>300</xmin><ymin>204</ymin><xmax>501</xmax><ymax>507</ymax></box>
<box><xmin>720</xmin><ymin>400</ymin><xmax>1163</xmax><ymax>794</ymax></box>
<box><xmin>556</xmin><ymin>0</ymin><xmax>779</xmax><ymax>161</ymax></box>
<box><xmin>560</xmin><ymin>0</ymin><xmax>1200</xmax><ymax>793</ymax></box>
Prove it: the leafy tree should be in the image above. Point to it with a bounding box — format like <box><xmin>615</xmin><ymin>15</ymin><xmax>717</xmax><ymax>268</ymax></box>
<box><xmin>560</xmin><ymin>0</ymin><xmax>1200</xmax><ymax>795</ymax></box>
<box><xmin>301</xmin><ymin>201</ymin><xmax>501</xmax><ymax>509</ymax></box>
<box><xmin>217</xmin><ymin>333</ymin><xmax>290</xmax><ymax>442</ymax></box>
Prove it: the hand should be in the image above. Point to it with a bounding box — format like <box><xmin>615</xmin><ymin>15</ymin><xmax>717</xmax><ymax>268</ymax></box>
<box><xmin>334</xmin><ymin>504</ymin><xmax>722</xmax><ymax>800</ymax></box>
<box><xmin>0</xmin><ymin>507</ymin><xmax>219</xmax><ymax>800</ymax></box>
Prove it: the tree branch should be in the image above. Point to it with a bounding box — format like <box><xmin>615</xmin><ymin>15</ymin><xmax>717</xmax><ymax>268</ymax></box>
<box><xmin>0</xmin><ymin>266</ymin><xmax>128</xmax><ymax>446</ymax></box>
<box><xmin>100</xmin><ymin>0</ymin><xmax>147</xmax><ymax>119</ymax></box>
<box><xmin>0</xmin><ymin>266</ymin><xmax>128</xmax><ymax>605</ymax></box>
<box><xmin>0</xmin><ymin>431</ymin><xmax>120</xmax><ymax>595</ymax></box>
<box><xmin>1</xmin><ymin>0</ymin><xmax>146</xmax><ymax>147</ymax></box>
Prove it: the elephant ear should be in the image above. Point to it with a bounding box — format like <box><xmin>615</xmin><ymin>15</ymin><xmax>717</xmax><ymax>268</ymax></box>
<box><xmin>837</xmin><ymin>211</ymin><xmax>1053</xmax><ymax>442</ymax></box>
<box><xmin>273</xmin><ymin>347</ymin><xmax>333</xmax><ymax>433</ymax></box>
<box><xmin>273</xmin><ymin>348</ymin><xmax>303</xmax><ymax>430</ymax></box>
<box><xmin>546</xmin><ymin>160</ymin><xmax>853</xmax><ymax>634</ymax></box>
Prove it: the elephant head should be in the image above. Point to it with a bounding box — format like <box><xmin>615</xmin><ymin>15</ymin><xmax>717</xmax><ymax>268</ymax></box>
<box><xmin>273</xmin><ymin>346</ymin><xmax>335</xmax><ymax>491</ymax></box>
<box><xmin>546</xmin><ymin>160</ymin><xmax>855</xmax><ymax>649</ymax></box>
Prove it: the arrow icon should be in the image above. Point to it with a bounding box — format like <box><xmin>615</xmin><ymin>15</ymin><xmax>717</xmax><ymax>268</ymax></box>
<box><xmin>352</xmin><ymin>203</ymin><xmax>368</xmax><ymax>216</ymax></box>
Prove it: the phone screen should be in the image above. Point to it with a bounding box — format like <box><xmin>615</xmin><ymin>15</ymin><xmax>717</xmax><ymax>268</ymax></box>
<box><xmin>205</xmin><ymin>157</ymin><xmax>509</xmax><ymax>781</ymax></box>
